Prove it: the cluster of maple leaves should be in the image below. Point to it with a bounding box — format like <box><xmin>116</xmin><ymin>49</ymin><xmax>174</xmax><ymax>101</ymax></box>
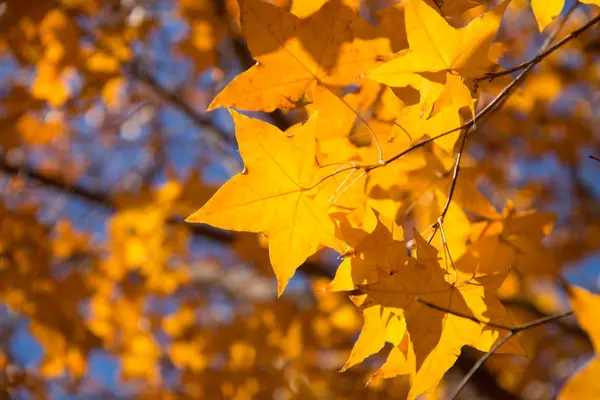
<box><xmin>1</xmin><ymin>0</ymin><xmax>600</xmax><ymax>398</ymax></box>
<box><xmin>187</xmin><ymin>0</ymin><xmax>600</xmax><ymax>398</ymax></box>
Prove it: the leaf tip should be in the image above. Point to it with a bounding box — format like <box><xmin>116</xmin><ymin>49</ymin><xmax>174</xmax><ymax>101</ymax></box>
<box><xmin>276</xmin><ymin>280</ymin><xmax>288</xmax><ymax>298</ymax></box>
<box><xmin>185</xmin><ymin>210</ymin><xmax>203</xmax><ymax>223</ymax></box>
<box><xmin>206</xmin><ymin>99</ymin><xmax>220</xmax><ymax>112</ymax></box>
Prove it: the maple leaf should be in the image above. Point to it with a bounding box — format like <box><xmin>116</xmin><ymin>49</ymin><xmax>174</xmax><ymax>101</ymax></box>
<box><xmin>558</xmin><ymin>286</ymin><xmax>600</xmax><ymax>400</ymax></box>
<box><xmin>290</xmin><ymin>0</ymin><xmax>358</xmax><ymax>18</ymax></box>
<box><xmin>342</xmin><ymin>305</ymin><xmax>406</xmax><ymax>371</ymax></box>
<box><xmin>329</xmin><ymin>213</ymin><xmax>406</xmax><ymax>292</ymax></box>
<box><xmin>558</xmin><ymin>358</ymin><xmax>600</xmax><ymax>399</ymax></box>
<box><xmin>456</xmin><ymin>202</ymin><xmax>558</xmax><ymax>276</ymax></box>
<box><xmin>326</xmin><ymin>213</ymin><xmax>409</xmax><ymax>370</ymax></box>
<box><xmin>392</xmin><ymin>102</ymin><xmax>463</xmax><ymax>152</ymax></box>
<box><xmin>187</xmin><ymin>110</ymin><xmax>340</xmax><ymax>295</ymax></box>
<box><xmin>308</xmin><ymin>81</ymin><xmax>380</xmax><ymax>163</ymax></box>
<box><xmin>208</xmin><ymin>0</ymin><xmax>390</xmax><ymax>112</ymax></box>
<box><xmin>558</xmin><ymin>285</ymin><xmax>600</xmax><ymax>399</ymax></box>
<box><xmin>581</xmin><ymin>0</ymin><xmax>600</xmax><ymax>7</ymax></box>
<box><xmin>353</xmin><ymin>231</ymin><xmax>515</xmax><ymax>399</ymax></box>
<box><xmin>367</xmin><ymin>143</ymin><xmax>499</xmax><ymax>225</ymax></box>
<box><xmin>365</xmin><ymin>0</ymin><xmax>509</xmax><ymax>81</ymax></box>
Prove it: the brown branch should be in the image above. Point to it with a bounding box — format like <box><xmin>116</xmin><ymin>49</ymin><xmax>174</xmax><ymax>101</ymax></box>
<box><xmin>131</xmin><ymin>61</ymin><xmax>236</xmax><ymax>147</ymax></box>
<box><xmin>447</xmin><ymin>308</ymin><xmax>574</xmax><ymax>399</ymax></box>
<box><xmin>478</xmin><ymin>11</ymin><xmax>600</xmax><ymax>83</ymax></box>
<box><xmin>502</xmin><ymin>299</ymin><xmax>588</xmax><ymax>340</ymax></box>
<box><xmin>416</xmin><ymin>297</ymin><xmax>513</xmax><ymax>330</ymax></box>
<box><xmin>420</xmin><ymin>293</ymin><xmax>575</xmax><ymax>399</ymax></box>
<box><xmin>454</xmin><ymin>353</ymin><xmax>522</xmax><ymax>400</ymax></box>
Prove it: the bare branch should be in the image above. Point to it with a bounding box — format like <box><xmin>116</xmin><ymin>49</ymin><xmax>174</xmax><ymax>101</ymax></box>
<box><xmin>447</xmin><ymin>307</ymin><xmax>574</xmax><ymax>399</ymax></box>
<box><xmin>416</xmin><ymin>297</ymin><xmax>513</xmax><ymax>330</ymax></box>
<box><xmin>478</xmin><ymin>11</ymin><xmax>600</xmax><ymax>83</ymax></box>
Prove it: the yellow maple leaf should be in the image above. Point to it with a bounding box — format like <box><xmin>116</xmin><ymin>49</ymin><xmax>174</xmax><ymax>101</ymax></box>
<box><xmin>558</xmin><ymin>358</ymin><xmax>600</xmax><ymax>399</ymax></box>
<box><xmin>392</xmin><ymin>102</ymin><xmax>463</xmax><ymax>152</ymax></box>
<box><xmin>169</xmin><ymin>339</ymin><xmax>208</xmax><ymax>372</ymax></box>
<box><xmin>366</xmin><ymin>0</ymin><xmax>509</xmax><ymax>81</ymax></box>
<box><xmin>566</xmin><ymin>285</ymin><xmax>600</xmax><ymax>351</ymax></box>
<box><xmin>176</xmin><ymin>0</ymin><xmax>225</xmax><ymax>74</ymax></box>
<box><xmin>457</xmin><ymin>203</ymin><xmax>558</xmax><ymax>276</ymax></box>
<box><xmin>558</xmin><ymin>285</ymin><xmax>600</xmax><ymax>399</ymax></box>
<box><xmin>187</xmin><ymin>110</ymin><xmax>340</xmax><ymax>295</ymax></box>
<box><xmin>329</xmin><ymin>214</ymin><xmax>406</xmax><ymax>292</ymax></box>
<box><xmin>17</xmin><ymin>111</ymin><xmax>63</xmax><ymax>146</ymax></box>
<box><xmin>208</xmin><ymin>0</ymin><xmax>390</xmax><ymax>112</ymax></box>
<box><xmin>342</xmin><ymin>305</ymin><xmax>406</xmax><ymax>372</ymax></box>
<box><xmin>308</xmin><ymin>81</ymin><xmax>380</xmax><ymax>163</ymax></box>
<box><xmin>355</xmin><ymin>231</ymin><xmax>515</xmax><ymax>399</ymax></box>
<box><xmin>32</xmin><ymin>63</ymin><xmax>70</xmax><ymax>107</ymax></box>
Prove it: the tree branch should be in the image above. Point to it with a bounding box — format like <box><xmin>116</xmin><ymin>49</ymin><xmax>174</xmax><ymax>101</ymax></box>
<box><xmin>478</xmin><ymin>11</ymin><xmax>600</xmax><ymax>83</ymax></box>
<box><xmin>419</xmin><ymin>293</ymin><xmax>574</xmax><ymax>399</ymax></box>
<box><xmin>447</xmin><ymin>308</ymin><xmax>574</xmax><ymax>399</ymax></box>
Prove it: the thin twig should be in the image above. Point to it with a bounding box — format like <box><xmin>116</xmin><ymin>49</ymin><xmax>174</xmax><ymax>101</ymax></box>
<box><xmin>512</xmin><ymin>310</ymin><xmax>574</xmax><ymax>332</ymax></box>
<box><xmin>419</xmin><ymin>294</ymin><xmax>575</xmax><ymax>400</ymax></box>
<box><xmin>427</xmin><ymin>130</ymin><xmax>469</xmax><ymax>242</ymax></box>
<box><xmin>448</xmin><ymin>308</ymin><xmax>573</xmax><ymax>399</ymax></box>
<box><xmin>478</xmin><ymin>12</ymin><xmax>600</xmax><ymax>83</ymax></box>
<box><xmin>449</xmin><ymin>332</ymin><xmax>515</xmax><ymax>399</ymax></box>
<box><xmin>416</xmin><ymin>297</ymin><xmax>513</xmax><ymax>330</ymax></box>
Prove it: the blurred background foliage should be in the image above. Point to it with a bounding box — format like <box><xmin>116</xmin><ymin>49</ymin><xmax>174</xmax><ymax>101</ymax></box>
<box><xmin>0</xmin><ymin>0</ymin><xmax>599</xmax><ymax>398</ymax></box>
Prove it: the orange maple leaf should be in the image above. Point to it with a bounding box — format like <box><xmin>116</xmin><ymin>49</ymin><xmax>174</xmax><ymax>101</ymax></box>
<box><xmin>366</xmin><ymin>0</ymin><xmax>509</xmax><ymax>81</ymax></box>
<box><xmin>352</xmin><ymin>231</ymin><xmax>519</xmax><ymax>399</ymax></box>
<box><xmin>208</xmin><ymin>0</ymin><xmax>390</xmax><ymax>112</ymax></box>
<box><xmin>558</xmin><ymin>285</ymin><xmax>600</xmax><ymax>399</ymax></box>
<box><xmin>187</xmin><ymin>110</ymin><xmax>341</xmax><ymax>295</ymax></box>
